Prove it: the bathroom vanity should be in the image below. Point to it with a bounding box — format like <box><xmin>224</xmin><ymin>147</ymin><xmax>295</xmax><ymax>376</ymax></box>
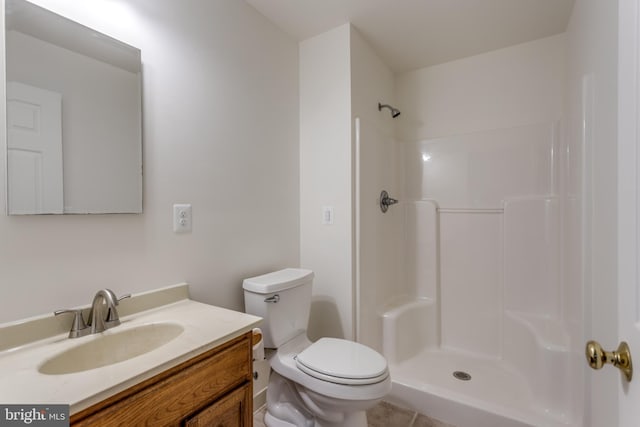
<box><xmin>0</xmin><ymin>284</ymin><xmax>261</xmax><ymax>426</ymax></box>
<box><xmin>71</xmin><ymin>332</ymin><xmax>252</xmax><ymax>426</ymax></box>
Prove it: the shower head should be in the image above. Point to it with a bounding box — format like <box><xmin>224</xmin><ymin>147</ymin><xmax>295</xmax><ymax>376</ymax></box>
<box><xmin>378</xmin><ymin>102</ymin><xmax>401</xmax><ymax>118</ymax></box>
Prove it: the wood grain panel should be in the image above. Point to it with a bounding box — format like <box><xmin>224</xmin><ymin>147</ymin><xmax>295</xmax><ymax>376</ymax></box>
<box><xmin>184</xmin><ymin>384</ymin><xmax>251</xmax><ymax>427</ymax></box>
<box><xmin>71</xmin><ymin>332</ymin><xmax>252</xmax><ymax>427</ymax></box>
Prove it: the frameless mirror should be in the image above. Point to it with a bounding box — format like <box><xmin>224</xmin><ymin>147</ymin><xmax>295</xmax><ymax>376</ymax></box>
<box><xmin>5</xmin><ymin>0</ymin><xmax>142</xmax><ymax>214</ymax></box>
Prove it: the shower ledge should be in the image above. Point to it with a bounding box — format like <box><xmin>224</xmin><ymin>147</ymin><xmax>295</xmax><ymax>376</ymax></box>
<box><xmin>381</xmin><ymin>296</ymin><xmax>435</xmax><ymax>314</ymax></box>
<box><xmin>505</xmin><ymin>310</ymin><xmax>569</xmax><ymax>351</ymax></box>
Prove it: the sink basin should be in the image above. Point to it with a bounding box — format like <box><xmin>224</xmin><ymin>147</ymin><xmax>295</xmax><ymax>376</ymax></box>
<box><xmin>39</xmin><ymin>323</ymin><xmax>184</xmax><ymax>375</ymax></box>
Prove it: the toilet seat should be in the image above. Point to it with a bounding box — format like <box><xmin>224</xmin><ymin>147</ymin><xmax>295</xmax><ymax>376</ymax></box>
<box><xmin>271</xmin><ymin>333</ymin><xmax>392</xmax><ymax>401</ymax></box>
<box><xmin>295</xmin><ymin>338</ymin><xmax>389</xmax><ymax>385</ymax></box>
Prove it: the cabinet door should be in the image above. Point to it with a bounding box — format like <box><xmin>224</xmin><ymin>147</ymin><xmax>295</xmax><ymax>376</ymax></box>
<box><xmin>185</xmin><ymin>384</ymin><xmax>252</xmax><ymax>427</ymax></box>
<box><xmin>71</xmin><ymin>333</ymin><xmax>252</xmax><ymax>427</ymax></box>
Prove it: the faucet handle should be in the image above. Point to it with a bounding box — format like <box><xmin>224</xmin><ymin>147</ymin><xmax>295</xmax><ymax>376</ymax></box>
<box><xmin>104</xmin><ymin>293</ymin><xmax>131</xmax><ymax>326</ymax></box>
<box><xmin>54</xmin><ymin>309</ymin><xmax>89</xmax><ymax>338</ymax></box>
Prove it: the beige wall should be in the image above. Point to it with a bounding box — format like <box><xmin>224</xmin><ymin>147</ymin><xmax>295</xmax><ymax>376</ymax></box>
<box><xmin>0</xmin><ymin>0</ymin><xmax>300</xmax><ymax>323</ymax></box>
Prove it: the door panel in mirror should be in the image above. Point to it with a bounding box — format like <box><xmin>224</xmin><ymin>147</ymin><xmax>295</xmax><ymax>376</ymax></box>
<box><xmin>7</xmin><ymin>81</ymin><xmax>63</xmax><ymax>214</ymax></box>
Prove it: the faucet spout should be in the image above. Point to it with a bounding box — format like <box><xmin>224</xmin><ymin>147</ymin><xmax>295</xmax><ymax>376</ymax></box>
<box><xmin>88</xmin><ymin>289</ymin><xmax>119</xmax><ymax>333</ymax></box>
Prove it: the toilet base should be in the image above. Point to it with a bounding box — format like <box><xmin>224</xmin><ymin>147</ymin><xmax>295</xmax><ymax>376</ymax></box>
<box><xmin>264</xmin><ymin>411</ymin><xmax>296</xmax><ymax>427</ymax></box>
<box><xmin>264</xmin><ymin>371</ymin><xmax>369</xmax><ymax>427</ymax></box>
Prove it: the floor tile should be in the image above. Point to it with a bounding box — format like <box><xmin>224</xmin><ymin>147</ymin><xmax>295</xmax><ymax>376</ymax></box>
<box><xmin>253</xmin><ymin>406</ymin><xmax>267</xmax><ymax>427</ymax></box>
<box><xmin>254</xmin><ymin>400</ymin><xmax>457</xmax><ymax>427</ymax></box>
<box><xmin>411</xmin><ymin>413</ymin><xmax>457</xmax><ymax>427</ymax></box>
<box><xmin>367</xmin><ymin>401</ymin><xmax>415</xmax><ymax>427</ymax></box>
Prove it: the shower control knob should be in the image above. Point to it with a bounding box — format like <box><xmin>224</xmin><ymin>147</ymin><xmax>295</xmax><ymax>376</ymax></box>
<box><xmin>585</xmin><ymin>340</ymin><xmax>633</xmax><ymax>381</ymax></box>
<box><xmin>380</xmin><ymin>190</ymin><xmax>399</xmax><ymax>213</ymax></box>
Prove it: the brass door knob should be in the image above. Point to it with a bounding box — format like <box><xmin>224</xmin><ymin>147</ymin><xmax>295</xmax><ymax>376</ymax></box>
<box><xmin>585</xmin><ymin>340</ymin><xmax>633</xmax><ymax>382</ymax></box>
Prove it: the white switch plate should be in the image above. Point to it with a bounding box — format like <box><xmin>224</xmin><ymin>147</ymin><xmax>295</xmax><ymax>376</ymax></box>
<box><xmin>322</xmin><ymin>206</ymin><xmax>334</xmax><ymax>225</ymax></box>
<box><xmin>173</xmin><ymin>204</ymin><xmax>192</xmax><ymax>233</ymax></box>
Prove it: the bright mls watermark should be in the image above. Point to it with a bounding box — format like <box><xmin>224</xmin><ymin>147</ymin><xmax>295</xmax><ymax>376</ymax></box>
<box><xmin>0</xmin><ymin>405</ymin><xmax>69</xmax><ymax>426</ymax></box>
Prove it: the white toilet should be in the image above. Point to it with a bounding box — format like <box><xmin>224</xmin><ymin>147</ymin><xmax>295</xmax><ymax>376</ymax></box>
<box><xmin>243</xmin><ymin>268</ymin><xmax>391</xmax><ymax>427</ymax></box>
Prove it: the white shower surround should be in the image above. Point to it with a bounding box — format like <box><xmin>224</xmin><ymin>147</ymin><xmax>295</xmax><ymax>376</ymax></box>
<box><xmin>352</xmin><ymin>32</ymin><xmax>580</xmax><ymax>427</ymax></box>
<box><xmin>356</xmin><ymin>119</ymin><xmax>579</xmax><ymax>427</ymax></box>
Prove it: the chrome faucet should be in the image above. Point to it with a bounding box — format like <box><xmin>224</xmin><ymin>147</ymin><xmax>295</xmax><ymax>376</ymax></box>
<box><xmin>54</xmin><ymin>308</ymin><xmax>90</xmax><ymax>338</ymax></box>
<box><xmin>56</xmin><ymin>289</ymin><xmax>130</xmax><ymax>338</ymax></box>
<box><xmin>88</xmin><ymin>289</ymin><xmax>117</xmax><ymax>333</ymax></box>
<box><xmin>88</xmin><ymin>289</ymin><xmax>130</xmax><ymax>333</ymax></box>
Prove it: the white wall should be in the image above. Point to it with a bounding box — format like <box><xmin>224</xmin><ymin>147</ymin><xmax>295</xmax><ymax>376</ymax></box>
<box><xmin>396</xmin><ymin>34</ymin><xmax>565</xmax><ymax>140</ymax></box>
<box><xmin>0</xmin><ymin>0</ymin><xmax>300</xmax><ymax>323</ymax></box>
<box><xmin>299</xmin><ymin>24</ymin><xmax>353</xmax><ymax>340</ymax></box>
<box><xmin>566</xmin><ymin>0</ymin><xmax>619</xmax><ymax>425</ymax></box>
<box><xmin>298</xmin><ymin>24</ymin><xmax>398</xmax><ymax>344</ymax></box>
<box><xmin>351</xmin><ymin>26</ymin><xmax>398</xmax><ymax>351</ymax></box>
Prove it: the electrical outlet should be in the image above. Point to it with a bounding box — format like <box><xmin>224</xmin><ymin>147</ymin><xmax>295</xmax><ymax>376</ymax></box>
<box><xmin>173</xmin><ymin>204</ymin><xmax>192</xmax><ymax>233</ymax></box>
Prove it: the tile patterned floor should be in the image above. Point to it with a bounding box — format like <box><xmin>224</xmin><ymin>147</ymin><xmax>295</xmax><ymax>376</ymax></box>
<box><xmin>253</xmin><ymin>401</ymin><xmax>457</xmax><ymax>427</ymax></box>
<box><xmin>253</xmin><ymin>406</ymin><xmax>267</xmax><ymax>427</ymax></box>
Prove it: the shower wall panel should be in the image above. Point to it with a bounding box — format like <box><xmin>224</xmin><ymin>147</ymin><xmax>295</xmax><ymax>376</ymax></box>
<box><xmin>504</xmin><ymin>197</ymin><xmax>560</xmax><ymax>317</ymax></box>
<box><xmin>404</xmin><ymin>123</ymin><xmax>558</xmax><ymax>209</ymax></box>
<box><xmin>440</xmin><ymin>211</ymin><xmax>503</xmax><ymax>358</ymax></box>
<box><xmin>404</xmin><ymin>200</ymin><xmax>438</xmax><ymax>300</ymax></box>
<box><xmin>402</xmin><ymin>122</ymin><xmax>559</xmax><ymax>359</ymax></box>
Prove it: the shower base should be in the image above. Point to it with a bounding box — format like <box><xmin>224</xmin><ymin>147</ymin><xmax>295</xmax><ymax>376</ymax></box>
<box><xmin>386</xmin><ymin>349</ymin><xmax>573</xmax><ymax>427</ymax></box>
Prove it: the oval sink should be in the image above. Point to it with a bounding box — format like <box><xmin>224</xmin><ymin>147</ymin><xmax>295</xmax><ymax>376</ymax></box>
<box><xmin>39</xmin><ymin>323</ymin><xmax>184</xmax><ymax>375</ymax></box>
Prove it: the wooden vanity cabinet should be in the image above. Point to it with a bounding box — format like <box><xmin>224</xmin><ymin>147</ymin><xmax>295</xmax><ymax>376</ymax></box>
<box><xmin>70</xmin><ymin>331</ymin><xmax>253</xmax><ymax>427</ymax></box>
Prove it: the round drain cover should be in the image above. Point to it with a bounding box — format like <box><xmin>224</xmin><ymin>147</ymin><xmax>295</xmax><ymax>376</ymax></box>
<box><xmin>453</xmin><ymin>371</ymin><xmax>471</xmax><ymax>381</ymax></box>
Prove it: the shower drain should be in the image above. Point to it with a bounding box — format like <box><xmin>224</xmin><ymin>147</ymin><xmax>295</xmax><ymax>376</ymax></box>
<box><xmin>452</xmin><ymin>371</ymin><xmax>472</xmax><ymax>381</ymax></box>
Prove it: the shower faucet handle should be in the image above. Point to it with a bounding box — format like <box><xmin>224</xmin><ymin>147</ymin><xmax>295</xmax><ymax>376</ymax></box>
<box><xmin>380</xmin><ymin>190</ymin><xmax>399</xmax><ymax>213</ymax></box>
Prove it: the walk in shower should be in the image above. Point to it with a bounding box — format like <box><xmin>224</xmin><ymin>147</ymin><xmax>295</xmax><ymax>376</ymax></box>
<box><xmin>355</xmin><ymin>117</ymin><xmax>581</xmax><ymax>427</ymax></box>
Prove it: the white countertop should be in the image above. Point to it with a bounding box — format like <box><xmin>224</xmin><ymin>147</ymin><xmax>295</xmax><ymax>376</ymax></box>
<box><xmin>0</xmin><ymin>296</ymin><xmax>261</xmax><ymax>414</ymax></box>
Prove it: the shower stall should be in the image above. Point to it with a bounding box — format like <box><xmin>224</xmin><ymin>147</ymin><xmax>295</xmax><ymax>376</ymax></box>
<box><xmin>355</xmin><ymin>117</ymin><xmax>580</xmax><ymax>427</ymax></box>
<box><xmin>299</xmin><ymin>24</ymin><xmax>581</xmax><ymax>427</ymax></box>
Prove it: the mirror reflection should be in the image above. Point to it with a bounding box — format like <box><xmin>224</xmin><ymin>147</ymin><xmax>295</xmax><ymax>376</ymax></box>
<box><xmin>5</xmin><ymin>0</ymin><xmax>142</xmax><ymax>214</ymax></box>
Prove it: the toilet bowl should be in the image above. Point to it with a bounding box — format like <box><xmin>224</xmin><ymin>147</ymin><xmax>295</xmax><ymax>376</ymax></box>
<box><xmin>243</xmin><ymin>268</ymin><xmax>391</xmax><ymax>427</ymax></box>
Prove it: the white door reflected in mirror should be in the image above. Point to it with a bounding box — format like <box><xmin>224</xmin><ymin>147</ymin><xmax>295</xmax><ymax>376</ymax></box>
<box><xmin>7</xmin><ymin>82</ymin><xmax>63</xmax><ymax>214</ymax></box>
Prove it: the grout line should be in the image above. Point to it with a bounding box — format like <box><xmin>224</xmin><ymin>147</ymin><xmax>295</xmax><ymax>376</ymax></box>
<box><xmin>408</xmin><ymin>411</ymin><xmax>418</xmax><ymax>427</ymax></box>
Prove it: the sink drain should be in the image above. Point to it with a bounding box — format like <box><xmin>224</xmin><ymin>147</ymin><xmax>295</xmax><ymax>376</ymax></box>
<box><xmin>453</xmin><ymin>371</ymin><xmax>471</xmax><ymax>381</ymax></box>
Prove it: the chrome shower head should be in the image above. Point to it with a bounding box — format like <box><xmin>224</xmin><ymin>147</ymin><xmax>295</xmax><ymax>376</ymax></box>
<box><xmin>378</xmin><ymin>102</ymin><xmax>401</xmax><ymax>118</ymax></box>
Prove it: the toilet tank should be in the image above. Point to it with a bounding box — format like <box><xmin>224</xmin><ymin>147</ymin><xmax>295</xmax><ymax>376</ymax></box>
<box><xmin>243</xmin><ymin>268</ymin><xmax>314</xmax><ymax>348</ymax></box>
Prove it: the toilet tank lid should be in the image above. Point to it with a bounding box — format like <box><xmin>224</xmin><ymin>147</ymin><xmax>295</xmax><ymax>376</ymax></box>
<box><xmin>242</xmin><ymin>268</ymin><xmax>314</xmax><ymax>294</ymax></box>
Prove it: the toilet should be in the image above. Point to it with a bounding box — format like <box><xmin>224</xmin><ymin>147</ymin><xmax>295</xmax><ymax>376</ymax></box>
<box><xmin>243</xmin><ymin>268</ymin><xmax>391</xmax><ymax>427</ymax></box>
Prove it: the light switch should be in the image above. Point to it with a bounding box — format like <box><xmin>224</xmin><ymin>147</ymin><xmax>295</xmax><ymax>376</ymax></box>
<box><xmin>173</xmin><ymin>204</ymin><xmax>192</xmax><ymax>233</ymax></box>
<box><xmin>322</xmin><ymin>206</ymin><xmax>334</xmax><ymax>225</ymax></box>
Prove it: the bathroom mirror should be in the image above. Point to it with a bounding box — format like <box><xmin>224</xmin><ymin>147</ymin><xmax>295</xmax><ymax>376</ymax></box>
<box><xmin>5</xmin><ymin>0</ymin><xmax>142</xmax><ymax>214</ymax></box>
